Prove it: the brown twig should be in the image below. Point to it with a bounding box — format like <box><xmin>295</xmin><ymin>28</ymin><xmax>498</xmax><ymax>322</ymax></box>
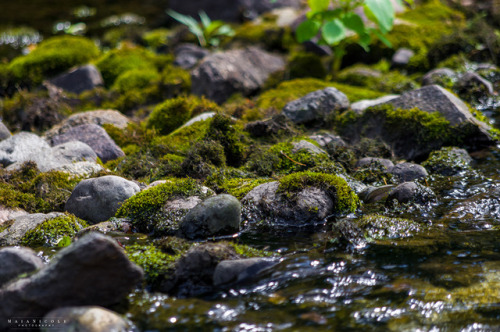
<box><xmin>280</xmin><ymin>150</ymin><xmax>306</xmax><ymax>166</ymax></box>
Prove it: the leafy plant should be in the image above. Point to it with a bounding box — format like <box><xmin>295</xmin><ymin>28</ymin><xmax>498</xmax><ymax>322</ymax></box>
<box><xmin>296</xmin><ymin>0</ymin><xmax>413</xmax><ymax>76</ymax></box>
<box><xmin>167</xmin><ymin>9</ymin><xmax>234</xmax><ymax>47</ymax></box>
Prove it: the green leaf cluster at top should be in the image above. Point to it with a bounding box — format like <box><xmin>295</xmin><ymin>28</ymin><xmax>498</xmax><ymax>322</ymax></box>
<box><xmin>167</xmin><ymin>10</ymin><xmax>234</xmax><ymax>48</ymax></box>
<box><xmin>298</xmin><ymin>0</ymin><xmax>409</xmax><ymax>49</ymax></box>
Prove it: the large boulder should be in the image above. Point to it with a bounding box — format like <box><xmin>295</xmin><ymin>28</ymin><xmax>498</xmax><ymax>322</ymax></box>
<box><xmin>168</xmin><ymin>0</ymin><xmax>301</xmax><ymax>22</ymax></box>
<box><xmin>65</xmin><ymin>176</ymin><xmax>140</xmax><ymax>224</ymax></box>
<box><xmin>43</xmin><ymin>306</ymin><xmax>135</xmax><ymax>332</ymax></box>
<box><xmin>0</xmin><ymin>233</ymin><xmax>143</xmax><ymax>330</ymax></box>
<box><xmin>179</xmin><ymin>194</ymin><xmax>241</xmax><ymax>239</ymax></box>
<box><xmin>0</xmin><ymin>212</ymin><xmax>65</xmax><ymax>246</ymax></box>
<box><xmin>282</xmin><ymin>87</ymin><xmax>349</xmax><ymax>125</ymax></box>
<box><xmin>44</xmin><ymin>109</ymin><xmax>131</xmax><ymax>141</ymax></box>
<box><xmin>191</xmin><ymin>47</ymin><xmax>285</xmax><ymax>104</ymax></box>
<box><xmin>0</xmin><ymin>247</ymin><xmax>44</xmax><ymax>287</ymax></box>
<box><xmin>48</xmin><ymin>64</ymin><xmax>103</xmax><ymax>94</ymax></box>
<box><xmin>48</xmin><ymin>124</ymin><xmax>125</xmax><ymax>163</ymax></box>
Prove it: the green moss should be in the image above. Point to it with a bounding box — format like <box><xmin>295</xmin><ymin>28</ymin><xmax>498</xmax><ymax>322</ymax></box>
<box><xmin>20</xmin><ymin>214</ymin><xmax>88</xmax><ymax>247</ymax></box>
<box><xmin>126</xmin><ymin>243</ymin><xmax>177</xmax><ymax>286</ymax></box>
<box><xmin>422</xmin><ymin>146</ymin><xmax>472</xmax><ymax>175</ymax></box>
<box><xmin>277</xmin><ymin>171</ymin><xmax>359</xmax><ymax>214</ymax></box>
<box><xmin>181</xmin><ymin>140</ymin><xmax>226</xmax><ymax>179</ymax></box>
<box><xmin>8</xmin><ymin>35</ymin><xmax>100</xmax><ymax>86</ymax></box>
<box><xmin>337</xmin><ymin>66</ymin><xmax>418</xmax><ymax>94</ymax></box>
<box><xmin>116</xmin><ymin>178</ymin><xmax>210</xmax><ymax>236</ymax></box>
<box><xmin>160</xmin><ymin>65</ymin><xmax>191</xmax><ymax>96</ymax></box>
<box><xmin>227</xmin><ymin>242</ymin><xmax>274</xmax><ymax>258</ymax></box>
<box><xmin>146</xmin><ymin>96</ymin><xmax>219</xmax><ymax>135</ymax></box>
<box><xmin>286</xmin><ymin>52</ymin><xmax>326</xmax><ymax>79</ymax></box>
<box><xmin>142</xmin><ymin>28</ymin><xmax>170</xmax><ymax>50</ymax></box>
<box><xmin>204</xmin><ymin>113</ymin><xmax>247</xmax><ymax>167</ymax></box>
<box><xmin>230</xmin><ymin>22</ymin><xmax>294</xmax><ymax>51</ymax></box>
<box><xmin>214</xmin><ymin>177</ymin><xmax>273</xmax><ymax>200</ymax></box>
<box><xmin>95</xmin><ymin>44</ymin><xmax>162</xmax><ymax>87</ymax></box>
<box><xmin>0</xmin><ymin>162</ymin><xmax>82</xmax><ymax>213</ymax></box>
<box><xmin>112</xmin><ymin>68</ymin><xmax>160</xmax><ymax>93</ymax></box>
<box><xmin>152</xmin><ymin>119</ymin><xmax>211</xmax><ymax>155</ymax></box>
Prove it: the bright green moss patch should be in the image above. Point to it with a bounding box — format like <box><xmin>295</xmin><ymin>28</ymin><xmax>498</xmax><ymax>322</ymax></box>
<box><xmin>211</xmin><ymin>177</ymin><xmax>272</xmax><ymax>200</ymax></box>
<box><xmin>126</xmin><ymin>243</ymin><xmax>178</xmax><ymax>286</ymax></box>
<box><xmin>227</xmin><ymin>242</ymin><xmax>274</xmax><ymax>258</ymax></box>
<box><xmin>142</xmin><ymin>28</ymin><xmax>170</xmax><ymax>50</ymax></box>
<box><xmin>20</xmin><ymin>214</ymin><xmax>88</xmax><ymax>247</ymax></box>
<box><xmin>156</xmin><ymin>118</ymin><xmax>211</xmax><ymax>154</ymax></box>
<box><xmin>160</xmin><ymin>65</ymin><xmax>191</xmax><ymax>96</ymax></box>
<box><xmin>8</xmin><ymin>35</ymin><xmax>100</xmax><ymax>86</ymax></box>
<box><xmin>337</xmin><ymin>66</ymin><xmax>418</xmax><ymax>94</ymax></box>
<box><xmin>112</xmin><ymin>68</ymin><xmax>160</xmax><ymax>93</ymax></box>
<box><xmin>277</xmin><ymin>171</ymin><xmax>359</xmax><ymax>214</ymax></box>
<box><xmin>146</xmin><ymin>96</ymin><xmax>219</xmax><ymax>135</ymax></box>
<box><xmin>230</xmin><ymin>22</ymin><xmax>294</xmax><ymax>51</ymax></box>
<box><xmin>116</xmin><ymin>178</ymin><xmax>211</xmax><ymax>235</ymax></box>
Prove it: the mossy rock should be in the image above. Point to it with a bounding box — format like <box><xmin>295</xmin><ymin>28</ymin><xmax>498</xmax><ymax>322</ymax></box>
<box><xmin>142</xmin><ymin>28</ymin><xmax>170</xmax><ymax>50</ymax></box>
<box><xmin>257</xmin><ymin>78</ymin><xmax>383</xmax><ymax>110</ymax></box>
<box><xmin>146</xmin><ymin>96</ymin><xmax>219</xmax><ymax>135</ymax></box>
<box><xmin>95</xmin><ymin>44</ymin><xmax>167</xmax><ymax>87</ymax></box>
<box><xmin>286</xmin><ymin>52</ymin><xmax>326</xmax><ymax>80</ymax></box>
<box><xmin>160</xmin><ymin>65</ymin><xmax>191</xmax><ymax>97</ymax></box>
<box><xmin>208</xmin><ymin>177</ymin><xmax>273</xmax><ymax>200</ymax></box>
<box><xmin>111</xmin><ymin>68</ymin><xmax>160</xmax><ymax>93</ymax></box>
<box><xmin>277</xmin><ymin>171</ymin><xmax>359</xmax><ymax>215</ymax></box>
<box><xmin>0</xmin><ymin>162</ymin><xmax>82</xmax><ymax>213</ymax></box>
<box><xmin>8</xmin><ymin>35</ymin><xmax>100</xmax><ymax>86</ymax></box>
<box><xmin>19</xmin><ymin>214</ymin><xmax>88</xmax><ymax>248</ymax></box>
<box><xmin>422</xmin><ymin>146</ymin><xmax>473</xmax><ymax>175</ymax></box>
<box><xmin>230</xmin><ymin>22</ymin><xmax>294</xmax><ymax>51</ymax></box>
<box><xmin>245</xmin><ymin>139</ymin><xmax>329</xmax><ymax>176</ymax></box>
<box><xmin>180</xmin><ymin>140</ymin><xmax>226</xmax><ymax>179</ymax></box>
<box><xmin>337</xmin><ymin>66</ymin><xmax>418</xmax><ymax>94</ymax></box>
<box><xmin>116</xmin><ymin>178</ymin><xmax>212</xmax><ymax>236</ymax></box>
<box><xmin>126</xmin><ymin>243</ymin><xmax>178</xmax><ymax>287</ymax></box>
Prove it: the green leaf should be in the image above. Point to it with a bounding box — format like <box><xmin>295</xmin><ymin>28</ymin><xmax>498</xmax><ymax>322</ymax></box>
<box><xmin>198</xmin><ymin>11</ymin><xmax>212</xmax><ymax>29</ymax></box>
<box><xmin>364</xmin><ymin>0</ymin><xmax>395</xmax><ymax>34</ymax></box>
<box><xmin>375</xmin><ymin>30</ymin><xmax>392</xmax><ymax>48</ymax></box>
<box><xmin>308</xmin><ymin>0</ymin><xmax>330</xmax><ymax>13</ymax></box>
<box><xmin>358</xmin><ymin>33</ymin><xmax>371</xmax><ymax>52</ymax></box>
<box><xmin>56</xmin><ymin>236</ymin><xmax>71</xmax><ymax>247</ymax></box>
<box><xmin>296</xmin><ymin>19</ymin><xmax>321</xmax><ymax>43</ymax></box>
<box><xmin>321</xmin><ymin>19</ymin><xmax>346</xmax><ymax>45</ymax></box>
<box><xmin>341</xmin><ymin>12</ymin><xmax>365</xmax><ymax>35</ymax></box>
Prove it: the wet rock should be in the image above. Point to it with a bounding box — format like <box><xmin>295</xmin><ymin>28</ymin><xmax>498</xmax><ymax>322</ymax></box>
<box><xmin>421</xmin><ymin>68</ymin><xmax>457</xmax><ymax>86</ymax></box>
<box><xmin>0</xmin><ymin>233</ymin><xmax>143</xmax><ymax>329</ymax></box>
<box><xmin>0</xmin><ymin>132</ymin><xmax>53</xmax><ymax>170</ymax></box>
<box><xmin>48</xmin><ymin>64</ymin><xmax>103</xmax><ymax>94</ymax></box>
<box><xmin>179</xmin><ymin>194</ymin><xmax>241</xmax><ymax>240</ymax></box>
<box><xmin>77</xmin><ymin>219</ymin><xmax>132</xmax><ymax>237</ymax></box>
<box><xmin>390</xmin><ymin>162</ymin><xmax>428</xmax><ymax>182</ymax></box>
<box><xmin>48</xmin><ymin>124</ymin><xmax>125</xmax><ymax>163</ymax></box>
<box><xmin>443</xmin><ymin>186</ymin><xmax>500</xmax><ymax>226</ymax></box>
<box><xmin>174</xmin><ymin>44</ymin><xmax>210</xmax><ymax>70</ymax></box>
<box><xmin>162</xmin><ymin>242</ymin><xmax>240</xmax><ymax>296</ymax></box>
<box><xmin>422</xmin><ymin>146</ymin><xmax>473</xmax><ymax>175</ymax></box>
<box><xmin>43</xmin><ymin>306</ymin><xmax>136</xmax><ymax>332</ymax></box>
<box><xmin>213</xmin><ymin>258</ymin><xmax>277</xmax><ymax>286</ymax></box>
<box><xmin>356</xmin><ymin>157</ymin><xmax>394</xmax><ymax>170</ymax></box>
<box><xmin>0</xmin><ymin>121</ymin><xmax>11</xmax><ymax>141</ymax></box>
<box><xmin>0</xmin><ymin>212</ymin><xmax>65</xmax><ymax>246</ymax></box>
<box><xmin>192</xmin><ymin>47</ymin><xmax>285</xmax><ymax>104</ymax></box>
<box><xmin>51</xmin><ymin>141</ymin><xmax>98</xmax><ymax>164</ymax></box>
<box><xmin>359</xmin><ymin>185</ymin><xmax>397</xmax><ymax>204</ymax></box>
<box><xmin>387</xmin><ymin>182</ymin><xmax>436</xmax><ymax>204</ymax></box>
<box><xmin>65</xmin><ymin>176</ymin><xmax>140</xmax><ymax>224</ymax></box>
<box><xmin>169</xmin><ymin>0</ymin><xmax>301</xmax><ymax>22</ymax></box>
<box><xmin>391</xmin><ymin>48</ymin><xmax>415</xmax><ymax>68</ymax></box>
<box><xmin>282</xmin><ymin>87</ymin><xmax>349</xmax><ymax>125</ymax></box>
<box><xmin>455</xmin><ymin>72</ymin><xmax>495</xmax><ymax>99</ymax></box>
<box><xmin>291</xmin><ymin>140</ymin><xmax>327</xmax><ymax>155</ymax></box>
<box><xmin>0</xmin><ymin>247</ymin><xmax>44</xmax><ymax>287</ymax></box>
<box><xmin>44</xmin><ymin>109</ymin><xmax>131</xmax><ymax>141</ymax></box>
<box><xmin>350</xmin><ymin>95</ymin><xmax>399</xmax><ymax>114</ymax></box>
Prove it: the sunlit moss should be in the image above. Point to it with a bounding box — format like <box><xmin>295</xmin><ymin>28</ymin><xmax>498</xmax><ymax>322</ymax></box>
<box><xmin>19</xmin><ymin>214</ymin><xmax>88</xmax><ymax>247</ymax></box>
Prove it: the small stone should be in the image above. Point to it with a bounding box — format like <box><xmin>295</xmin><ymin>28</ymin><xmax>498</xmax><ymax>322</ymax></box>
<box><xmin>48</xmin><ymin>64</ymin><xmax>103</xmax><ymax>94</ymax></box>
<box><xmin>0</xmin><ymin>247</ymin><xmax>44</xmax><ymax>287</ymax></box>
<box><xmin>356</xmin><ymin>157</ymin><xmax>394</xmax><ymax>170</ymax></box>
<box><xmin>391</xmin><ymin>48</ymin><xmax>415</xmax><ymax>68</ymax></box>
<box><xmin>65</xmin><ymin>176</ymin><xmax>140</xmax><ymax>224</ymax></box>
<box><xmin>387</xmin><ymin>182</ymin><xmax>435</xmax><ymax>204</ymax></box>
<box><xmin>390</xmin><ymin>162</ymin><xmax>428</xmax><ymax>183</ymax></box>
<box><xmin>179</xmin><ymin>194</ymin><xmax>241</xmax><ymax>239</ymax></box>
<box><xmin>291</xmin><ymin>140</ymin><xmax>327</xmax><ymax>155</ymax></box>
<box><xmin>51</xmin><ymin>141</ymin><xmax>98</xmax><ymax>164</ymax></box>
<box><xmin>213</xmin><ymin>258</ymin><xmax>276</xmax><ymax>286</ymax></box>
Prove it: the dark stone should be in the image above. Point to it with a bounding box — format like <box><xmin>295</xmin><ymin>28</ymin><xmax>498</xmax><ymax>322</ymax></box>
<box><xmin>191</xmin><ymin>47</ymin><xmax>285</xmax><ymax>104</ymax></box>
<box><xmin>168</xmin><ymin>0</ymin><xmax>301</xmax><ymax>22</ymax></box>
<box><xmin>48</xmin><ymin>124</ymin><xmax>125</xmax><ymax>163</ymax></box>
<box><xmin>390</xmin><ymin>162</ymin><xmax>428</xmax><ymax>183</ymax></box>
<box><xmin>0</xmin><ymin>233</ymin><xmax>143</xmax><ymax>329</ymax></box>
<box><xmin>213</xmin><ymin>258</ymin><xmax>277</xmax><ymax>286</ymax></box>
<box><xmin>356</xmin><ymin>157</ymin><xmax>394</xmax><ymax>170</ymax></box>
<box><xmin>174</xmin><ymin>44</ymin><xmax>210</xmax><ymax>70</ymax></box>
<box><xmin>387</xmin><ymin>182</ymin><xmax>436</xmax><ymax>204</ymax></box>
<box><xmin>391</xmin><ymin>48</ymin><xmax>415</xmax><ymax>68</ymax></box>
<box><xmin>179</xmin><ymin>194</ymin><xmax>241</xmax><ymax>240</ymax></box>
<box><xmin>0</xmin><ymin>247</ymin><xmax>44</xmax><ymax>287</ymax></box>
<box><xmin>282</xmin><ymin>87</ymin><xmax>349</xmax><ymax>125</ymax></box>
<box><xmin>49</xmin><ymin>64</ymin><xmax>103</xmax><ymax>94</ymax></box>
<box><xmin>359</xmin><ymin>185</ymin><xmax>397</xmax><ymax>204</ymax></box>
<box><xmin>65</xmin><ymin>176</ymin><xmax>140</xmax><ymax>224</ymax></box>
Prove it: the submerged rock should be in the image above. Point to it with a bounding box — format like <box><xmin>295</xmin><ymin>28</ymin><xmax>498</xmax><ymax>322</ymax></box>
<box><xmin>65</xmin><ymin>176</ymin><xmax>140</xmax><ymax>224</ymax></box>
<box><xmin>0</xmin><ymin>233</ymin><xmax>143</xmax><ymax>329</ymax></box>
<box><xmin>179</xmin><ymin>194</ymin><xmax>241</xmax><ymax>240</ymax></box>
<box><xmin>43</xmin><ymin>306</ymin><xmax>136</xmax><ymax>332</ymax></box>
<box><xmin>0</xmin><ymin>247</ymin><xmax>44</xmax><ymax>287</ymax></box>
<box><xmin>282</xmin><ymin>87</ymin><xmax>349</xmax><ymax>125</ymax></box>
<box><xmin>192</xmin><ymin>47</ymin><xmax>285</xmax><ymax>104</ymax></box>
